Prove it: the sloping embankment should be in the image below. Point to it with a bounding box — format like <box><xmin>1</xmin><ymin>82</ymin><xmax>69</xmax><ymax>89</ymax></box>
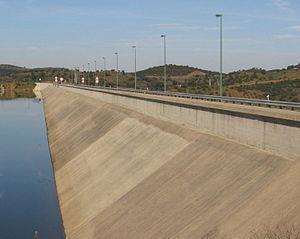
<box><xmin>42</xmin><ymin>86</ymin><xmax>300</xmax><ymax>239</ymax></box>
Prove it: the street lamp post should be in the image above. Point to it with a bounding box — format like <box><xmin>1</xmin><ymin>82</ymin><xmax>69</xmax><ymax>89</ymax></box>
<box><xmin>115</xmin><ymin>52</ymin><xmax>119</xmax><ymax>89</ymax></box>
<box><xmin>87</xmin><ymin>62</ymin><xmax>90</xmax><ymax>85</ymax></box>
<box><xmin>216</xmin><ymin>14</ymin><xmax>223</xmax><ymax>96</ymax></box>
<box><xmin>82</xmin><ymin>64</ymin><xmax>85</xmax><ymax>85</ymax></box>
<box><xmin>73</xmin><ymin>67</ymin><xmax>76</xmax><ymax>84</ymax></box>
<box><xmin>132</xmin><ymin>46</ymin><xmax>137</xmax><ymax>90</ymax></box>
<box><xmin>94</xmin><ymin>60</ymin><xmax>98</xmax><ymax>86</ymax></box>
<box><xmin>102</xmin><ymin>57</ymin><xmax>106</xmax><ymax>87</ymax></box>
<box><xmin>161</xmin><ymin>34</ymin><xmax>167</xmax><ymax>92</ymax></box>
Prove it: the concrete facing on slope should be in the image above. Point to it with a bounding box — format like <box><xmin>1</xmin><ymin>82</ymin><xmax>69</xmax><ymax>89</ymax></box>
<box><xmin>60</xmin><ymin>85</ymin><xmax>300</xmax><ymax>161</ymax></box>
<box><xmin>42</xmin><ymin>86</ymin><xmax>300</xmax><ymax>239</ymax></box>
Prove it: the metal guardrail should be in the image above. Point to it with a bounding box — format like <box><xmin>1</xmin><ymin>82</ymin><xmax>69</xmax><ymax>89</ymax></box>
<box><xmin>61</xmin><ymin>84</ymin><xmax>300</xmax><ymax>111</ymax></box>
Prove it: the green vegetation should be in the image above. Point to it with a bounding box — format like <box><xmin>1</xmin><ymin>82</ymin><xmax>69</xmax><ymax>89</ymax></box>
<box><xmin>0</xmin><ymin>64</ymin><xmax>72</xmax><ymax>83</ymax></box>
<box><xmin>234</xmin><ymin>79</ymin><xmax>300</xmax><ymax>102</ymax></box>
<box><xmin>0</xmin><ymin>64</ymin><xmax>72</xmax><ymax>99</ymax></box>
<box><xmin>1</xmin><ymin>63</ymin><xmax>299</xmax><ymax>102</ymax></box>
<box><xmin>137</xmin><ymin>64</ymin><xmax>207</xmax><ymax>78</ymax></box>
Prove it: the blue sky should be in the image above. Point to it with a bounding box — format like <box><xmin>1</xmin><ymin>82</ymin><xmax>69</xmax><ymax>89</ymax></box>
<box><xmin>0</xmin><ymin>0</ymin><xmax>299</xmax><ymax>72</ymax></box>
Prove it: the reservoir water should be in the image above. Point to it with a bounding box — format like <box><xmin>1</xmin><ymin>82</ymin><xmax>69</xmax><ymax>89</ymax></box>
<box><xmin>0</xmin><ymin>98</ymin><xmax>65</xmax><ymax>239</ymax></box>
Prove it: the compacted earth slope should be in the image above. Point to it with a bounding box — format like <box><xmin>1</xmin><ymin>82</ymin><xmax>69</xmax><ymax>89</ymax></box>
<box><xmin>42</xmin><ymin>86</ymin><xmax>300</xmax><ymax>239</ymax></box>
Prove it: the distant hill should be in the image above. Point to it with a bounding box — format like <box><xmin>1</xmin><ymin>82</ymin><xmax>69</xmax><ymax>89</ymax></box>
<box><xmin>224</xmin><ymin>66</ymin><xmax>300</xmax><ymax>101</ymax></box>
<box><xmin>0</xmin><ymin>64</ymin><xmax>25</xmax><ymax>70</ymax></box>
<box><xmin>137</xmin><ymin>64</ymin><xmax>208</xmax><ymax>78</ymax></box>
<box><xmin>0</xmin><ymin>63</ymin><xmax>299</xmax><ymax>102</ymax></box>
<box><xmin>0</xmin><ymin>65</ymin><xmax>71</xmax><ymax>82</ymax></box>
<box><xmin>0</xmin><ymin>64</ymin><xmax>28</xmax><ymax>76</ymax></box>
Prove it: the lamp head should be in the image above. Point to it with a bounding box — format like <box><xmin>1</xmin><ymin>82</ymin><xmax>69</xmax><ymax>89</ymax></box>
<box><xmin>216</xmin><ymin>14</ymin><xmax>222</xmax><ymax>17</ymax></box>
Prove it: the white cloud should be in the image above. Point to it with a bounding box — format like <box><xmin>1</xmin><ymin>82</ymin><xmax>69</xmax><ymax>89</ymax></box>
<box><xmin>154</xmin><ymin>23</ymin><xmax>241</xmax><ymax>32</ymax></box>
<box><xmin>155</xmin><ymin>23</ymin><xmax>184</xmax><ymax>28</ymax></box>
<box><xmin>271</xmin><ymin>0</ymin><xmax>290</xmax><ymax>10</ymax></box>
<box><xmin>154</xmin><ymin>23</ymin><xmax>202</xmax><ymax>31</ymax></box>
<box><xmin>203</xmin><ymin>26</ymin><xmax>241</xmax><ymax>31</ymax></box>
<box><xmin>289</xmin><ymin>26</ymin><xmax>300</xmax><ymax>32</ymax></box>
<box><xmin>274</xmin><ymin>34</ymin><xmax>298</xmax><ymax>39</ymax></box>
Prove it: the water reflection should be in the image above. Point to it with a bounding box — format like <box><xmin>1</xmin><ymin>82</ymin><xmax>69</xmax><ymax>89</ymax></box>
<box><xmin>0</xmin><ymin>85</ymin><xmax>4</xmax><ymax>96</ymax></box>
<box><xmin>0</xmin><ymin>83</ymin><xmax>36</xmax><ymax>99</ymax></box>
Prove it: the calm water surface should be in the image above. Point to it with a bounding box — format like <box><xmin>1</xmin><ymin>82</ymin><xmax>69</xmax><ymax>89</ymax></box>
<box><xmin>0</xmin><ymin>98</ymin><xmax>65</xmax><ymax>239</ymax></box>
